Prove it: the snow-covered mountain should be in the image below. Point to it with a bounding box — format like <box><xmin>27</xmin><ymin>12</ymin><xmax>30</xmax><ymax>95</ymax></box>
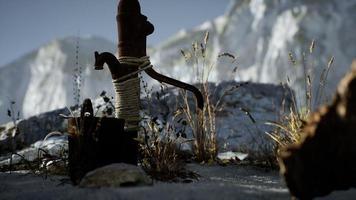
<box><xmin>1</xmin><ymin>0</ymin><xmax>356</xmax><ymax>124</ymax></box>
<box><xmin>150</xmin><ymin>0</ymin><xmax>356</xmax><ymax>104</ymax></box>
<box><xmin>0</xmin><ymin>36</ymin><xmax>116</xmax><ymax>124</ymax></box>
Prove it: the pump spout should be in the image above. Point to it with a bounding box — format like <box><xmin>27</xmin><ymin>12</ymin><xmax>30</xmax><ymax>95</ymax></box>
<box><xmin>145</xmin><ymin>68</ymin><xmax>204</xmax><ymax>110</ymax></box>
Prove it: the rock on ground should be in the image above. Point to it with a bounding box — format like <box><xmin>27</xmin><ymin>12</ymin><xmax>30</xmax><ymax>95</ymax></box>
<box><xmin>79</xmin><ymin>163</ymin><xmax>152</xmax><ymax>188</ymax></box>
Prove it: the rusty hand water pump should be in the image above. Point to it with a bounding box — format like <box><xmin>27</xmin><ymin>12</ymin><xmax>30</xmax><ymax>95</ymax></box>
<box><xmin>94</xmin><ymin>0</ymin><xmax>204</xmax><ymax>131</ymax></box>
<box><xmin>68</xmin><ymin>0</ymin><xmax>204</xmax><ymax>184</ymax></box>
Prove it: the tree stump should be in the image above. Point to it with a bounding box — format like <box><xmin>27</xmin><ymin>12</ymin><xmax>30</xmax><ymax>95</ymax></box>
<box><xmin>68</xmin><ymin>99</ymin><xmax>138</xmax><ymax>184</ymax></box>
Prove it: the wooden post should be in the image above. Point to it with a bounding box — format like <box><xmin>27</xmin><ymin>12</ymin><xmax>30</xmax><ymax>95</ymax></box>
<box><xmin>68</xmin><ymin>99</ymin><xmax>134</xmax><ymax>184</ymax></box>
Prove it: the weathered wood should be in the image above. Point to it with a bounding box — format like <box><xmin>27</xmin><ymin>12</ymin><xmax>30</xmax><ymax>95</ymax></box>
<box><xmin>68</xmin><ymin>99</ymin><xmax>137</xmax><ymax>184</ymax></box>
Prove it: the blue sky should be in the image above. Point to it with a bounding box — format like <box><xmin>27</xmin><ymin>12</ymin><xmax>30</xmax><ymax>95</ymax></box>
<box><xmin>0</xmin><ymin>0</ymin><xmax>230</xmax><ymax>66</ymax></box>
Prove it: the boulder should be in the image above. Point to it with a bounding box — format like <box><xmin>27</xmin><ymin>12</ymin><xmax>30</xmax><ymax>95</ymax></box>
<box><xmin>0</xmin><ymin>134</ymin><xmax>68</xmax><ymax>167</ymax></box>
<box><xmin>143</xmin><ymin>81</ymin><xmax>293</xmax><ymax>157</ymax></box>
<box><xmin>279</xmin><ymin>61</ymin><xmax>356</xmax><ymax>199</ymax></box>
<box><xmin>79</xmin><ymin>163</ymin><xmax>152</xmax><ymax>187</ymax></box>
<box><xmin>0</xmin><ymin>108</ymin><xmax>69</xmax><ymax>155</ymax></box>
<box><xmin>1</xmin><ymin>81</ymin><xmax>292</xmax><ymax>161</ymax></box>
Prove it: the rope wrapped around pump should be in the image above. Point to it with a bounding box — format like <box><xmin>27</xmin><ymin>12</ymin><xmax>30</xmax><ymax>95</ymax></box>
<box><xmin>94</xmin><ymin>51</ymin><xmax>204</xmax><ymax>130</ymax></box>
<box><xmin>112</xmin><ymin>56</ymin><xmax>152</xmax><ymax>131</ymax></box>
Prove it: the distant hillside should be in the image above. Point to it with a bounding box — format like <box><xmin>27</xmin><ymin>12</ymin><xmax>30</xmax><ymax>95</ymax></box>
<box><xmin>0</xmin><ymin>36</ymin><xmax>116</xmax><ymax>124</ymax></box>
<box><xmin>149</xmin><ymin>0</ymin><xmax>356</xmax><ymax>105</ymax></box>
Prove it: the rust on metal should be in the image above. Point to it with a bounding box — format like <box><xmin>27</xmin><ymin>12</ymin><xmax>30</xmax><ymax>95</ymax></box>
<box><xmin>94</xmin><ymin>0</ymin><xmax>204</xmax><ymax>109</ymax></box>
<box><xmin>117</xmin><ymin>0</ymin><xmax>154</xmax><ymax>57</ymax></box>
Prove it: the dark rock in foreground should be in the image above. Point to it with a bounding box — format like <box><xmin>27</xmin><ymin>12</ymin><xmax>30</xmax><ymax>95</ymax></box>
<box><xmin>280</xmin><ymin>61</ymin><xmax>356</xmax><ymax>199</ymax></box>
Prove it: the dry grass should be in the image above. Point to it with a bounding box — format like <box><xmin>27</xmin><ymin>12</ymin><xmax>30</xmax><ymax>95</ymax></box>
<box><xmin>266</xmin><ymin>39</ymin><xmax>334</xmax><ymax>152</ymax></box>
<box><xmin>138</xmin><ymin>78</ymin><xmax>195</xmax><ymax>181</ymax></box>
<box><xmin>266</xmin><ymin>108</ymin><xmax>306</xmax><ymax>150</ymax></box>
<box><xmin>178</xmin><ymin>31</ymin><xmax>238</xmax><ymax>162</ymax></box>
<box><xmin>138</xmin><ymin>117</ymin><xmax>193</xmax><ymax>181</ymax></box>
<box><xmin>138</xmin><ymin>31</ymin><xmax>240</xmax><ymax>173</ymax></box>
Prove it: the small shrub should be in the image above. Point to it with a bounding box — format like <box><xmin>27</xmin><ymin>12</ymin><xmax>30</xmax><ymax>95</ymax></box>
<box><xmin>138</xmin><ymin>117</ymin><xmax>190</xmax><ymax>181</ymax></box>
<box><xmin>179</xmin><ymin>32</ymin><xmax>239</xmax><ymax>162</ymax></box>
<box><xmin>137</xmin><ymin>77</ymin><xmax>190</xmax><ymax>181</ymax></box>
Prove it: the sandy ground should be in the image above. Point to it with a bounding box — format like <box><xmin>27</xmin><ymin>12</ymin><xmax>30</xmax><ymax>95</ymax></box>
<box><xmin>0</xmin><ymin>164</ymin><xmax>355</xmax><ymax>200</ymax></box>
